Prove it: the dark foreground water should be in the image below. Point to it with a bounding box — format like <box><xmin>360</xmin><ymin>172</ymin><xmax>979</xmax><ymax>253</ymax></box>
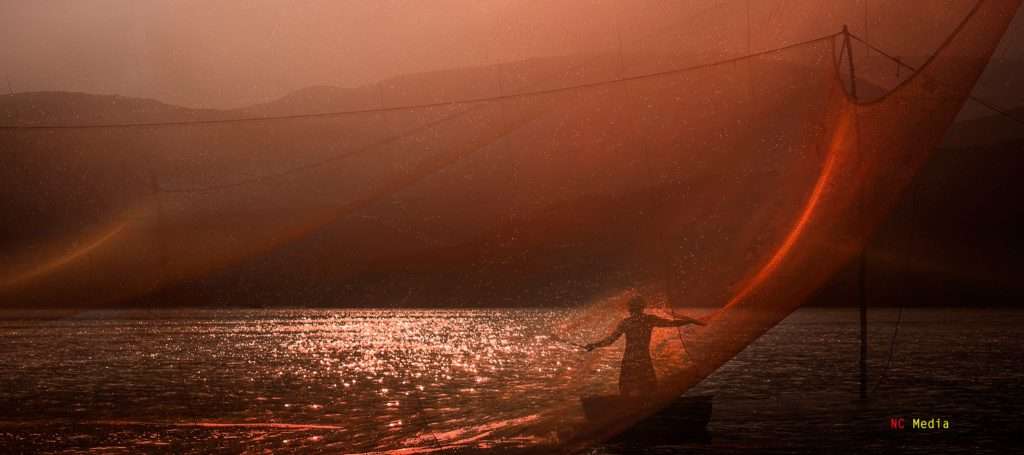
<box><xmin>1</xmin><ymin>307</ymin><xmax>1021</xmax><ymax>454</ymax></box>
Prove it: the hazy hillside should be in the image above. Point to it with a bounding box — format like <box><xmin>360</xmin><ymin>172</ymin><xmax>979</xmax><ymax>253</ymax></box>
<box><xmin>0</xmin><ymin>91</ymin><xmax>224</xmax><ymax>126</ymax></box>
<box><xmin>0</xmin><ymin>53</ymin><xmax>628</xmax><ymax>124</ymax></box>
<box><xmin>2</xmin><ymin>52</ymin><xmax>1021</xmax><ymax>308</ymax></box>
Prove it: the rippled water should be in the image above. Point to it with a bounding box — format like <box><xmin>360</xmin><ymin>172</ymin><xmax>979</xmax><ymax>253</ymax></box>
<box><xmin>1</xmin><ymin>308</ymin><xmax>1020</xmax><ymax>454</ymax></box>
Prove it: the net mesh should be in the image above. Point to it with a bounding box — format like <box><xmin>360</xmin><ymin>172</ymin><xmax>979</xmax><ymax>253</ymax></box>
<box><xmin>0</xmin><ymin>0</ymin><xmax>1019</xmax><ymax>451</ymax></box>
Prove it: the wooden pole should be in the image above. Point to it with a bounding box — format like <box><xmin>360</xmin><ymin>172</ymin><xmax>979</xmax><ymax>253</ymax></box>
<box><xmin>843</xmin><ymin>25</ymin><xmax>868</xmax><ymax>400</ymax></box>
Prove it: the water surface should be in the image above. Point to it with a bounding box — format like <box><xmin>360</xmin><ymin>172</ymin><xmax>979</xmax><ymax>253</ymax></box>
<box><xmin>0</xmin><ymin>308</ymin><xmax>1020</xmax><ymax>453</ymax></box>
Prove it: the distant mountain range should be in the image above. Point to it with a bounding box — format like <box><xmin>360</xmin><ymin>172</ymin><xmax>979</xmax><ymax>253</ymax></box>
<box><xmin>1</xmin><ymin>53</ymin><xmax>1022</xmax><ymax>308</ymax></box>
<box><xmin>0</xmin><ymin>53</ymin><xmax>629</xmax><ymax>125</ymax></box>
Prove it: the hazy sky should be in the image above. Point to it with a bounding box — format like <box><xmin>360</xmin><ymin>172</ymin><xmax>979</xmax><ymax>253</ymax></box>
<box><xmin>2</xmin><ymin>1</ymin><xmax>1021</xmax><ymax>109</ymax></box>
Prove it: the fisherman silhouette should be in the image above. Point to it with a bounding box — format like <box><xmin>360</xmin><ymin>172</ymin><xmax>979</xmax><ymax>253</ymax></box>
<box><xmin>585</xmin><ymin>295</ymin><xmax>705</xmax><ymax>397</ymax></box>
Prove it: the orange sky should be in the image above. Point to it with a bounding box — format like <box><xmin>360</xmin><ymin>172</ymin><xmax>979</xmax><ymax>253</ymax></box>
<box><xmin>2</xmin><ymin>0</ymin><xmax>1018</xmax><ymax>109</ymax></box>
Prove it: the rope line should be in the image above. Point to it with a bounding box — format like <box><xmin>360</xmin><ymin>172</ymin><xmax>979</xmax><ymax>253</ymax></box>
<box><xmin>33</xmin><ymin>32</ymin><xmax>841</xmax><ymax>196</ymax></box>
<box><xmin>841</xmin><ymin>28</ymin><xmax>1006</xmax><ymax>396</ymax></box>
<box><xmin>846</xmin><ymin>32</ymin><xmax>1024</xmax><ymax>127</ymax></box>
<box><xmin>0</xmin><ymin>33</ymin><xmax>838</xmax><ymax>131</ymax></box>
<box><xmin>872</xmin><ymin>304</ymin><xmax>904</xmax><ymax>395</ymax></box>
<box><xmin>157</xmin><ymin>107</ymin><xmax>473</xmax><ymax>193</ymax></box>
<box><xmin>837</xmin><ymin>15</ymin><xmax>1016</xmax><ymax>397</ymax></box>
<box><xmin>871</xmin><ymin>161</ymin><xmax>916</xmax><ymax>395</ymax></box>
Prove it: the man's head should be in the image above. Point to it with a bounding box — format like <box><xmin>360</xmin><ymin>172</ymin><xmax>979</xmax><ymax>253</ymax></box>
<box><xmin>627</xmin><ymin>296</ymin><xmax>646</xmax><ymax>315</ymax></box>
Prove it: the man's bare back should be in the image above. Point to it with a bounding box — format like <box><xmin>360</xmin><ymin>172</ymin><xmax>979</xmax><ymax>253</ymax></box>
<box><xmin>585</xmin><ymin>296</ymin><xmax>705</xmax><ymax>396</ymax></box>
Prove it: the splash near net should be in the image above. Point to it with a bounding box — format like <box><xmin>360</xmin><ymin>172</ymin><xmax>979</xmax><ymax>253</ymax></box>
<box><xmin>0</xmin><ymin>0</ymin><xmax>1019</xmax><ymax>452</ymax></box>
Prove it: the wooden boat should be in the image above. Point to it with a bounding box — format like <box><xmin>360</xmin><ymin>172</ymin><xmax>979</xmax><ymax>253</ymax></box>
<box><xmin>580</xmin><ymin>394</ymin><xmax>713</xmax><ymax>444</ymax></box>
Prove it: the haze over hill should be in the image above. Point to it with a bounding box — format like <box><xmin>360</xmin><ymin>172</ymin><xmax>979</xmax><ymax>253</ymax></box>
<box><xmin>4</xmin><ymin>0</ymin><xmax>1021</xmax><ymax>108</ymax></box>
<box><xmin>2</xmin><ymin>41</ymin><xmax>1022</xmax><ymax>308</ymax></box>
<box><xmin>0</xmin><ymin>49</ymin><xmax>831</xmax><ymax>308</ymax></box>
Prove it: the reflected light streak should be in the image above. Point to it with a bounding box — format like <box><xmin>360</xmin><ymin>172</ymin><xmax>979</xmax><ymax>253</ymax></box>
<box><xmin>718</xmin><ymin>108</ymin><xmax>852</xmax><ymax>313</ymax></box>
<box><xmin>1</xmin><ymin>220</ymin><xmax>130</xmax><ymax>289</ymax></box>
<box><xmin>93</xmin><ymin>420</ymin><xmax>348</xmax><ymax>430</ymax></box>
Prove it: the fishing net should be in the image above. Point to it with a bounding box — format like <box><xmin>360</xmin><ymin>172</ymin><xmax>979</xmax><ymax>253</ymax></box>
<box><xmin>0</xmin><ymin>0</ymin><xmax>1018</xmax><ymax>452</ymax></box>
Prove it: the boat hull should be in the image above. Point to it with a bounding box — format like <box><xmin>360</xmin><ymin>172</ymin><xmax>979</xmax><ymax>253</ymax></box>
<box><xmin>579</xmin><ymin>394</ymin><xmax>713</xmax><ymax>445</ymax></box>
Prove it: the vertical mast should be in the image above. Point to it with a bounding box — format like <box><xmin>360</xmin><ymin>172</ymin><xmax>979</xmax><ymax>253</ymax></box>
<box><xmin>843</xmin><ymin>25</ymin><xmax>868</xmax><ymax>401</ymax></box>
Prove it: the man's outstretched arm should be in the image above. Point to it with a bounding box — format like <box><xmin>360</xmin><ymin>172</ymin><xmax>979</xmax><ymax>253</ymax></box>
<box><xmin>651</xmin><ymin>315</ymin><xmax>707</xmax><ymax>327</ymax></box>
<box><xmin>584</xmin><ymin>324</ymin><xmax>624</xmax><ymax>351</ymax></box>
